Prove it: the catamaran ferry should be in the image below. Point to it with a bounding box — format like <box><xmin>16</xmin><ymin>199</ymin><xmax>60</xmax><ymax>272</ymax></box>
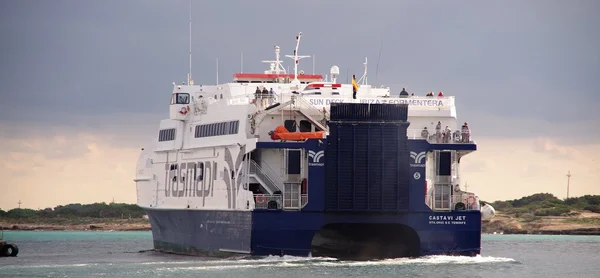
<box><xmin>134</xmin><ymin>32</ymin><xmax>495</xmax><ymax>259</ymax></box>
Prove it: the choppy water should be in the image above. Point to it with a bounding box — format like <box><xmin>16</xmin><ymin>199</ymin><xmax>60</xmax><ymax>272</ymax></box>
<box><xmin>1</xmin><ymin>231</ymin><xmax>599</xmax><ymax>277</ymax></box>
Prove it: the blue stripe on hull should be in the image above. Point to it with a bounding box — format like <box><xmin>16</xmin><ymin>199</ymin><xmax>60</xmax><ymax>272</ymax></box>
<box><xmin>146</xmin><ymin>208</ymin><xmax>481</xmax><ymax>258</ymax></box>
<box><xmin>146</xmin><ymin>209</ymin><xmax>252</xmax><ymax>256</ymax></box>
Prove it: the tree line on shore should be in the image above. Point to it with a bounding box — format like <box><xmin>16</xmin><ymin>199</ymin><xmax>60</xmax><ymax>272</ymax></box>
<box><xmin>485</xmin><ymin>193</ymin><xmax>600</xmax><ymax>217</ymax></box>
<box><xmin>0</xmin><ymin>202</ymin><xmax>147</xmax><ymax>220</ymax></box>
<box><xmin>0</xmin><ymin>193</ymin><xmax>598</xmax><ymax>219</ymax></box>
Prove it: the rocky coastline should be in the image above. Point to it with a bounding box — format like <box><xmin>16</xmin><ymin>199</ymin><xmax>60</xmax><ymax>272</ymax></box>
<box><xmin>0</xmin><ymin>218</ymin><xmax>151</xmax><ymax>232</ymax></box>
<box><xmin>482</xmin><ymin>211</ymin><xmax>600</xmax><ymax>235</ymax></box>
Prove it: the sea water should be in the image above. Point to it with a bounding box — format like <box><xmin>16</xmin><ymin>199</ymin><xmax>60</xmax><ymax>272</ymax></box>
<box><xmin>1</xmin><ymin>231</ymin><xmax>599</xmax><ymax>277</ymax></box>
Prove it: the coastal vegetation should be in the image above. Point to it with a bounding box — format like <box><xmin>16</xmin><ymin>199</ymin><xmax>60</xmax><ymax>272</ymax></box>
<box><xmin>486</xmin><ymin>193</ymin><xmax>600</xmax><ymax>217</ymax></box>
<box><xmin>0</xmin><ymin>203</ymin><xmax>148</xmax><ymax>229</ymax></box>
<box><xmin>0</xmin><ymin>194</ymin><xmax>599</xmax><ymax>233</ymax></box>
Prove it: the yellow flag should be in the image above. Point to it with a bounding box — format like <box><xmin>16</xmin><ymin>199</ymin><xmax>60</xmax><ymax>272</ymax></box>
<box><xmin>352</xmin><ymin>76</ymin><xmax>359</xmax><ymax>91</ymax></box>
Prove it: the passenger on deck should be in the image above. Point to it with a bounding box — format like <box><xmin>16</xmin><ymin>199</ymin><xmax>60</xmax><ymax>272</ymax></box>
<box><xmin>461</xmin><ymin>122</ymin><xmax>470</xmax><ymax>143</ymax></box>
<box><xmin>438</xmin><ymin>92</ymin><xmax>444</xmax><ymax>97</ymax></box>
<box><xmin>443</xmin><ymin>126</ymin><xmax>452</xmax><ymax>143</ymax></box>
<box><xmin>411</xmin><ymin>93</ymin><xmax>415</xmax><ymax>96</ymax></box>
<box><xmin>269</xmin><ymin>88</ymin><xmax>275</xmax><ymax>105</ymax></box>
<box><xmin>261</xmin><ymin>87</ymin><xmax>269</xmax><ymax>107</ymax></box>
<box><xmin>435</xmin><ymin>121</ymin><xmax>442</xmax><ymax>143</ymax></box>
<box><xmin>255</xmin><ymin>86</ymin><xmax>261</xmax><ymax>97</ymax></box>
<box><xmin>252</xmin><ymin>87</ymin><xmax>261</xmax><ymax>107</ymax></box>
<box><xmin>421</xmin><ymin>127</ymin><xmax>429</xmax><ymax>140</ymax></box>
<box><xmin>400</xmin><ymin>88</ymin><xmax>409</xmax><ymax>98</ymax></box>
<box><xmin>453</xmin><ymin>130</ymin><xmax>461</xmax><ymax>143</ymax></box>
<box><xmin>426</xmin><ymin>92</ymin><xmax>434</xmax><ymax>97</ymax></box>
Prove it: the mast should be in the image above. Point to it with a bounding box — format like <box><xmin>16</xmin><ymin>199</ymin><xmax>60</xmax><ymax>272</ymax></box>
<box><xmin>261</xmin><ymin>46</ymin><xmax>286</xmax><ymax>74</ymax></box>
<box><xmin>285</xmin><ymin>32</ymin><xmax>310</xmax><ymax>85</ymax></box>
<box><xmin>358</xmin><ymin>57</ymin><xmax>368</xmax><ymax>85</ymax></box>
<box><xmin>566</xmin><ymin>170</ymin><xmax>572</xmax><ymax>199</ymax></box>
<box><xmin>187</xmin><ymin>0</ymin><xmax>193</xmax><ymax>85</ymax></box>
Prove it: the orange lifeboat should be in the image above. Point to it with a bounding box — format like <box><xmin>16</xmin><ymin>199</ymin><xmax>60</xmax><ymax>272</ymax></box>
<box><xmin>270</xmin><ymin>125</ymin><xmax>325</xmax><ymax>141</ymax></box>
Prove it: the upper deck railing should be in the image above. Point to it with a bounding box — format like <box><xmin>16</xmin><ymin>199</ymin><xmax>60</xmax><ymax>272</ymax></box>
<box><xmin>407</xmin><ymin>128</ymin><xmax>473</xmax><ymax>144</ymax></box>
<box><xmin>225</xmin><ymin>90</ymin><xmax>455</xmax><ymax>110</ymax></box>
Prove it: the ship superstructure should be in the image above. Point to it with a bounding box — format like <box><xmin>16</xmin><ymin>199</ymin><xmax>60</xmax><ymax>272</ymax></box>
<box><xmin>134</xmin><ymin>32</ymin><xmax>495</xmax><ymax>259</ymax></box>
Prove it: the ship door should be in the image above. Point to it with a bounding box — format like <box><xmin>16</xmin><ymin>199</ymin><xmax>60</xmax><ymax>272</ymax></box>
<box><xmin>433</xmin><ymin>151</ymin><xmax>453</xmax><ymax>210</ymax></box>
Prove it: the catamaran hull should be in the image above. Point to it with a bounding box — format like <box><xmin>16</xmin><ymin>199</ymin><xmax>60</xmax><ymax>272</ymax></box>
<box><xmin>145</xmin><ymin>208</ymin><xmax>481</xmax><ymax>258</ymax></box>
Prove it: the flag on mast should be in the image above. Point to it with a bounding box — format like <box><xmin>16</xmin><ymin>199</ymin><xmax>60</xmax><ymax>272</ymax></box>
<box><xmin>352</xmin><ymin>75</ymin><xmax>359</xmax><ymax>99</ymax></box>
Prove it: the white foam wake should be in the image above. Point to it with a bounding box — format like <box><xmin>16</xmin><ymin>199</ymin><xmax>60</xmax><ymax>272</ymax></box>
<box><xmin>153</xmin><ymin>255</ymin><xmax>516</xmax><ymax>271</ymax></box>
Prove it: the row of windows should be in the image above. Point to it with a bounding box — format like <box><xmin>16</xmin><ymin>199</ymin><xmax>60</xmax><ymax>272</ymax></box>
<box><xmin>158</xmin><ymin>128</ymin><xmax>176</xmax><ymax>142</ymax></box>
<box><xmin>195</xmin><ymin>120</ymin><xmax>240</xmax><ymax>138</ymax></box>
<box><xmin>158</xmin><ymin>121</ymin><xmax>240</xmax><ymax>142</ymax></box>
<box><xmin>284</xmin><ymin>120</ymin><xmax>315</xmax><ymax>132</ymax></box>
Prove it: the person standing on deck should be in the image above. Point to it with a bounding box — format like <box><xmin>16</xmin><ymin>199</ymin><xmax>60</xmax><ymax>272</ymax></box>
<box><xmin>269</xmin><ymin>88</ymin><xmax>275</xmax><ymax>105</ymax></box>
<box><xmin>444</xmin><ymin>126</ymin><xmax>452</xmax><ymax>143</ymax></box>
<box><xmin>461</xmin><ymin>122</ymin><xmax>470</xmax><ymax>143</ymax></box>
<box><xmin>400</xmin><ymin>88</ymin><xmax>409</xmax><ymax>98</ymax></box>
<box><xmin>261</xmin><ymin>87</ymin><xmax>269</xmax><ymax>108</ymax></box>
<box><xmin>421</xmin><ymin>127</ymin><xmax>429</xmax><ymax>140</ymax></box>
<box><xmin>352</xmin><ymin>75</ymin><xmax>359</xmax><ymax>99</ymax></box>
<box><xmin>435</xmin><ymin>121</ymin><xmax>442</xmax><ymax>143</ymax></box>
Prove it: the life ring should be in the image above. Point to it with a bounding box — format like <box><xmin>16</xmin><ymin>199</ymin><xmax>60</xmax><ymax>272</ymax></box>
<box><xmin>256</xmin><ymin>194</ymin><xmax>266</xmax><ymax>204</ymax></box>
<box><xmin>179</xmin><ymin>107</ymin><xmax>188</xmax><ymax>115</ymax></box>
<box><xmin>467</xmin><ymin>195</ymin><xmax>477</xmax><ymax>207</ymax></box>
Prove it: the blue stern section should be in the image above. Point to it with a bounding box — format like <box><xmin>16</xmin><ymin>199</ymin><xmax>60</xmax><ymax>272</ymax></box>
<box><xmin>146</xmin><ymin>103</ymin><xmax>481</xmax><ymax>259</ymax></box>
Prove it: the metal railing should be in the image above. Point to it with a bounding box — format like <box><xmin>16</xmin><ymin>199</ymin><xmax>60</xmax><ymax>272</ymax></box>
<box><xmin>253</xmin><ymin>194</ymin><xmax>283</xmax><ymax>210</ymax></box>
<box><xmin>407</xmin><ymin>128</ymin><xmax>473</xmax><ymax>144</ymax></box>
<box><xmin>426</xmin><ymin>193</ymin><xmax>480</xmax><ymax>211</ymax></box>
<box><xmin>293</xmin><ymin>96</ymin><xmax>328</xmax><ymax>131</ymax></box>
<box><xmin>248</xmin><ymin>160</ymin><xmax>282</xmax><ymax>194</ymax></box>
<box><xmin>256</xmin><ymin>160</ymin><xmax>286</xmax><ymax>190</ymax></box>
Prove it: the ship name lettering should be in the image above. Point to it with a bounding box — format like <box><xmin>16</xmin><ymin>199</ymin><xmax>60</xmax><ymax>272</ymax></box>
<box><xmin>307</xmin><ymin>98</ymin><xmax>444</xmax><ymax>107</ymax></box>
<box><xmin>428</xmin><ymin>215</ymin><xmax>466</xmax><ymax>221</ymax></box>
<box><xmin>164</xmin><ymin>161</ymin><xmax>217</xmax><ymax>199</ymax></box>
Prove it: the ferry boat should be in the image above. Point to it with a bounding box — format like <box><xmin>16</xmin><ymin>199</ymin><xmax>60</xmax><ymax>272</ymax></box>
<box><xmin>134</xmin><ymin>32</ymin><xmax>496</xmax><ymax>259</ymax></box>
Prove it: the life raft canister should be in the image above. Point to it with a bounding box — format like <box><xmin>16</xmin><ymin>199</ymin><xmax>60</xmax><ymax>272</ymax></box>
<box><xmin>301</xmin><ymin>178</ymin><xmax>307</xmax><ymax>194</ymax></box>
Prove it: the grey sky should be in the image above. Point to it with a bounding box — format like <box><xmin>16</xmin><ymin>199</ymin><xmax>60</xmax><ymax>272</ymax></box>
<box><xmin>1</xmin><ymin>0</ymin><xmax>599</xmax><ymax>142</ymax></box>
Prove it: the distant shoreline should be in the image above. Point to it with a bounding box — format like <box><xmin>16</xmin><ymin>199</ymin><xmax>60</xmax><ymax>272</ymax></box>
<box><xmin>0</xmin><ymin>218</ymin><xmax>151</xmax><ymax>232</ymax></box>
<box><xmin>482</xmin><ymin>210</ymin><xmax>600</xmax><ymax>236</ymax></box>
<box><xmin>2</xmin><ymin>211</ymin><xmax>600</xmax><ymax>235</ymax></box>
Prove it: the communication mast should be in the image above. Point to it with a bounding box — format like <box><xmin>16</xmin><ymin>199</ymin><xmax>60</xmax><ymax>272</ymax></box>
<box><xmin>566</xmin><ymin>171</ymin><xmax>572</xmax><ymax>199</ymax></box>
<box><xmin>285</xmin><ymin>32</ymin><xmax>311</xmax><ymax>85</ymax></box>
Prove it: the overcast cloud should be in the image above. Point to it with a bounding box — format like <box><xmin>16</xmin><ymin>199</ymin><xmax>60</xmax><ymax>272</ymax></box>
<box><xmin>0</xmin><ymin>0</ymin><xmax>599</xmax><ymax>209</ymax></box>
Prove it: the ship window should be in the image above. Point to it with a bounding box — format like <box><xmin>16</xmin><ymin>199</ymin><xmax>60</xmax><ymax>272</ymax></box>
<box><xmin>229</xmin><ymin>120</ymin><xmax>239</xmax><ymax>134</ymax></box>
<box><xmin>158</xmin><ymin>128</ymin><xmax>176</xmax><ymax>142</ymax></box>
<box><xmin>299</xmin><ymin>120</ymin><xmax>312</xmax><ymax>132</ymax></box>
<box><xmin>284</xmin><ymin>120</ymin><xmax>297</xmax><ymax>132</ymax></box>
<box><xmin>193</xmin><ymin>120</ymin><xmax>241</xmax><ymax>138</ymax></box>
<box><xmin>287</xmin><ymin>150</ymin><xmax>301</xmax><ymax>174</ymax></box>
<box><xmin>175</xmin><ymin>93</ymin><xmax>190</xmax><ymax>104</ymax></box>
<box><xmin>219</xmin><ymin>122</ymin><xmax>226</xmax><ymax>135</ymax></box>
<box><xmin>437</xmin><ymin>151</ymin><xmax>452</xmax><ymax>176</ymax></box>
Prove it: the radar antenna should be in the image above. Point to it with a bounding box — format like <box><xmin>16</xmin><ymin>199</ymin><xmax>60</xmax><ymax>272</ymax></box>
<box><xmin>285</xmin><ymin>32</ymin><xmax>311</xmax><ymax>85</ymax></box>
<box><xmin>187</xmin><ymin>0</ymin><xmax>193</xmax><ymax>85</ymax></box>
<box><xmin>357</xmin><ymin>57</ymin><xmax>368</xmax><ymax>85</ymax></box>
<box><xmin>262</xmin><ymin>46</ymin><xmax>286</xmax><ymax>74</ymax></box>
<box><xmin>330</xmin><ymin>66</ymin><xmax>340</xmax><ymax>83</ymax></box>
